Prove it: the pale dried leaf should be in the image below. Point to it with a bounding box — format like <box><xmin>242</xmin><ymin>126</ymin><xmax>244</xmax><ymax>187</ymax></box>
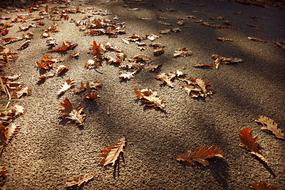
<box><xmin>64</xmin><ymin>173</ymin><xmax>95</xmax><ymax>187</ymax></box>
<box><xmin>57</xmin><ymin>79</ymin><xmax>75</xmax><ymax>97</ymax></box>
<box><xmin>135</xmin><ymin>88</ymin><xmax>165</xmax><ymax>110</ymax></box>
<box><xmin>99</xmin><ymin>137</ymin><xmax>126</xmax><ymax>166</ymax></box>
<box><xmin>255</xmin><ymin>116</ymin><xmax>284</xmax><ymax>140</ymax></box>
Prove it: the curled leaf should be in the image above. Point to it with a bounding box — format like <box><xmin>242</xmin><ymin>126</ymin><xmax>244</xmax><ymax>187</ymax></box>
<box><xmin>57</xmin><ymin>79</ymin><xmax>75</xmax><ymax>97</ymax></box>
<box><xmin>176</xmin><ymin>146</ymin><xmax>224</xmax><ymax>166</ymax></box>
<box><xmin>60</xmin><ymin>97</ymin><xmax>86</xmax><ymax>126</ymax></box>
<box><xmin>174</xmin><ymin>48</ymin><xmax>192</xmax><ymax>57</ymax></box>
<box><xmin>0</xmin><ymin>123</ymin><xmax>20</xmax><ymax>145</ymax></box>
<box><xmin>250</xmin><ymin>181</ymin><xmax>276</xmax><ymax>190</ymax></box>
<box><xmin>135</xmin><ymin>88</ymin><xmax>165</xmax><ymax>111</ymax></box>
<box><xmin>99</xmin><ymin>137</ymin><xmax>126</xmax><ymax>167</ymax></box>
<box><xmin>49</xmin><ymin>41</ymin><xmax>77</xmax><ymax>53</ymax></box>
<box><xmin>255</xmin><ymin>116</ymin><xmax>284</xmax><ymax>140</ymax></box>
<box><xmin>239</xmin><ymin>128</ymin><xmax>267</xmax><ymax>163</ymax></box>
<box><xmin>64</xmin><ymin>173</ymin><xmax>95</xmax><ymax>187</ymax></box>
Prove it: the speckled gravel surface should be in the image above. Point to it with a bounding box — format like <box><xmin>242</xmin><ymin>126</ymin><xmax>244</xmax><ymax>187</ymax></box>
<box><xmin>0</xmin><ymin>0</ymin><xmax>285</xmax><ymax>189</ymax></box>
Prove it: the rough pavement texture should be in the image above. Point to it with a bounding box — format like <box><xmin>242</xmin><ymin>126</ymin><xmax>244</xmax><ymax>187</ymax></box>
<box><xmin>1</xmin><ymin>0</ymin><xmax>285</xmax><ymax>189</ymax></box>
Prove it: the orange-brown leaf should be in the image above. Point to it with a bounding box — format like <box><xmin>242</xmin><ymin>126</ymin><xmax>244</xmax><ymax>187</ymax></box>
<box><xmin>176</xmin><ymin>146</ymin><xmax>224</xmax><ymax>166</ymax></box>
<box><xmin>251</xmin><ymin>181</ymin><xmax>276</xmax><ymax>190</ymax></box>
<box><xmin>239</xmin><ymin>128</ymin><xmax>260</xmax><ymax>153</ymax></box>
<box><xmin>49</xmin><ymin>41</ymin><xmax>77</xmax><ymax>53</ymax></box>
<box><xmin>64</xmin><ymin>173</ymin><xmax>95</xmax><ymax>187</ymax></box>
<box><xmin>99</xmin><ymin>137</ymin><xmax>126</xmax><ymax>167</ymax></box>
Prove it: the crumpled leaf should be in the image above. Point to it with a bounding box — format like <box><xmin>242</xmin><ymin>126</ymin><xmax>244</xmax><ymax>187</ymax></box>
<box><xmin>0</xmin><ymin>123</ymin><xmax>20</xmax><ymax>145</ymax></box>
<box><xmin>129</xmin><ymin>54</ymin><xmax>152</xmax><ymax>63</ymax></box>
<box><xmin>147</xmin><ymin>34</ymin><xmax>160</xmax><ymax>41</ymax></box>
<box><xmin>211</xmin><ymin>54</ymin><xmax>243</xmax><ymax>69</ymax></box>
<box><xmin>176</xmin><ymin>146</ymin><xmax>224</xmax><ymax>166</ymax></box>
<box><xmin>49</xmin><ymin>41</ymin><xmax>77</xmax><ymax>53</ymax></box>
<box><xmin>55</xmin><ymin>65</ymin><xmax>69</xmax><ymax>76</ymax></box>
<box><xmin>99</xmin><ymin>137</ymin><xmax>126</xmax><ymax>167</ymax></box>
<box><xmin>92</xmin><ymin>40</ymin><xmax>105</xmax><ymax>58</ymax></box>
<box><xmin>248</xmin><ymin>36</ymin><xmax>266</xmax><ymax>43</ymax></box>
<box><xmin>17</xmin><ymin>40</ymin><xmax>30</xmax><ymax>51</ymax></box>
<box><xmin>0</xmin><ymin>165</ymin><xmax>8</xmax><ymax>177</ymax></box>
<box><xmin>143</xmin><ymin>63</ymin><xmax>161</xmax><ymax>72</ymax></box>
<box><xmin>193</xmin><ymin>63</ymin><xmax>214</xmax><ymax>69</ymax></box>
<box><xmin>36</xmin><ymin>54</ymin><xmax>61</xmax><ymax>70</ymax></box>
<box><xmin>156</xmin><ymin>71</ymin><xmax>182</xmax><ymax>88</ymax></box>
<box><xmin>239</xmin><ymin>128</ymin><xmax>267</xmax><ymax>163</ymax></box>
<box><xmin>174</xmin><ymin>48</ymin><xmax>192</xmax><ymax>57</ymax></box>
<box><xmin>153</xmin><ymin>47</ymin><xmax>165</xmax><ymax>56</ymax></box>
<box><xmin>181</xmin><ymin>78</ymin><xmax>213</xmax><ymax>98</ymax></box>
<box><xmin>64</xmin><ymin>173</ymin><xmax>95</xmax><ymax>187</ymax></box>
<box><xmin>216</xmin><ymin>37</ymin><xmax>233</xmax><ymax>42</ymax></box>
<box><xmin>57</xmin><ymin>79</ymin><xmax>75</xmax><ymax>97</ymax></box>
<box><xmin>119</xmin><ymin>71</ymin><xmax>137</xmax><ymax>81</ymax></box>
<box><xmin>60</xmin><ymin>97</ymin><xmax>86</xmax><ymax>126</ymax></box>
<box><xmin>250</xmin><ymin>181</ymin><xmax>276</xmax><ymax>190</ymax></box>
<box><xmin>11</xmin><ymin>86</ymin><xmax>32</xmax><ymax>99</ymax></box>
<box><xmin>135</xmin><ymin>88</ymin><xmax>165</xmax><ymax>111</ymax></box>
<box><xmin>255</xmin><ymin>116</ymin><xmax>284</xmax><ymax>140</ymax></box>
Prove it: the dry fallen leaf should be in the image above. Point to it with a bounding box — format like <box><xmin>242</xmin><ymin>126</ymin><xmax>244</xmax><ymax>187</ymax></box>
<box><xmin>119</xmin><ymin>71</ymin><xmax>137</xmax><ymax>81</ymax></box>
<box><xmin>239</xmin><ymin>128</ymin><xmax>267</xmax><ymax>163</ymax></box>
<box><xmin>92</xmin><ymin>40</ymin><xmax>105</xmax><ymax>58</ymax></box>
<box><xmin>64</xmin><ymin>173</ymin><xmax>95</xmax><ymax>187</ymax></box>
<box><xmin>49</xmin><ymin>41</ymin><xmax>78</xmax><ymax>53</ymax></box>
<box><xmin>255</xmin><ymin>116</ymin><xmax>284</xmax><ymax>140</ymax></box>
<box><xmin>176</xmin><ymin>146</ymin><xmax>224</xmax><ymax>166</ymax></box>
<box><xmin>60</xmin><ymin>97</ymin><xmax>86</xmax><ymax>126</ymax></box>
<box><xmin>155</xmin><ymin>71</ymin><xmax>182</xmax><ymax>88</ymax></box>
<box><xmin>216</xmin><ymin>37</ymin><xmax>233</xmax><ymax>42</ymax></box>
<box><xmin>153</xmin><ymin>47</ymin><xmax>165</xmax><ymax>56</ymax></box>
<box><xmin>11</xmin><ymin>86</ymin><xmax>32</xmax><ymax>99</ymax></box>
<box><xmin>130</xmin><ymin>54</ymin><xmax>152</xmax><ymax>64</ymax></box>
<box><xmin>135</xmin><ymin>88</ymin><xmax>165</xmax><ymax>111</ymax></box>
<box><xmin>0</xmin><ymin>123</ymin><xmax>20</xmax><ymax>145</ymax></box>
<box><xmin>211</xmin><ymin>54</ymin><xmax>243</xmax><ymax>69</ymax></box>
<box><xmin>55</xmin><ymin>65</ymin><xmax>69</xmax><ymax>76</ymax></box>
<box><xmin>181</xmin><ymin>78</ymin><xmax>213</xmax><ymax>98</ymax></box>
<box><xmin>99</xmin><ymin>137</ymin><xmax>126</xmax><ymax>167</ymax></box>
<box><xmin>57</xmin><ymin>79</ymin><xmax>75</xmax><ymax>97</ymax></box>
<box><xmin>248</xmin><ymin>36</ymin><xmax>266</xmax><ymax>43</ymax></box>
<box><xmin>147</xmin><ymin>34</ymin><xmax>160</xmax><ymax>41</ymax></box>
<box><xmin>250</xmin><ymin>181</ymin><xmax>276</xmax><ymax>190</ymax></box>
<box><xmin>174</xmin><ymin>48</ymin><xmax>192</xmax><ymax>57</ymax></box>
<box><xmin>143</xmin><ymin>63</ymin><xmax>161</xmax><ymax>72</ymax></box>
<box><xmin>17</xmin><ymin>40</ymin><xmax>31</xmax><ymax>51</ymax></box>
<box><xmin>193</xmin><ymin>63</ymin><xmax>214</xmax><ymax>69</ymax></box>
<box><xmin>0</xmin><ymin>165</ymin><xmax>8</xmax><ymax>177</ymax></box>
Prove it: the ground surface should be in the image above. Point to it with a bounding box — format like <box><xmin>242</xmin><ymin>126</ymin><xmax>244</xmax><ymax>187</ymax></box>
<box><xmin>0</xmin><ymin>0</ymin><xmax>285</xmax><ymax>189</ymax></box>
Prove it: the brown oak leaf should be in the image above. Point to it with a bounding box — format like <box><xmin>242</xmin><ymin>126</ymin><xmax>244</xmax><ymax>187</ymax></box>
<box><xmin>49</xmin><ymin>41</ymin><xmax>77</xmax><ymax>53</ymax></box>
<box><xmin>60</xmin><ymin>97</ymin><xmax>86</xmax><ymax>126</ymax></box>
<box><xmin>176</xmin><ymin>146</ymin><xmax>224</xmax><ymax>166</ymax></box>
<box><xmin>255</xmin><ymin>116</ymin><xmax>284</xmax><ymax>140</ymax></box>
<box><xmin>250</xmin><ymin>181</ymin><xmax>276</xmax><ymax>190</ymax></box>
<box><xmin>0</xmin><ymin>123</ymin><xmax>20</xmax><ymax>145</ymax></box>
<box><xmin>181</xmin><ymin>78</ymin><xmax>213</xmax><ymax>98</ymax></box>
<box><xmin>239</xmin><ymin>128</ymin><xmax>267</xmax><ymax>163</ymax></box>
<box><xmin>64</xmin><ymin>173</ymin><xmax>95</xmax><ymax>187</ymax></box>
<box><xmin>174</xmin><ymin>48</ymin><xmax>192</xmax><ymax>58</ymax></box>
<box><xmin>135</xmin><ymin>88</ymin><xmax>165</xmax><ymax>111</ymax></box>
